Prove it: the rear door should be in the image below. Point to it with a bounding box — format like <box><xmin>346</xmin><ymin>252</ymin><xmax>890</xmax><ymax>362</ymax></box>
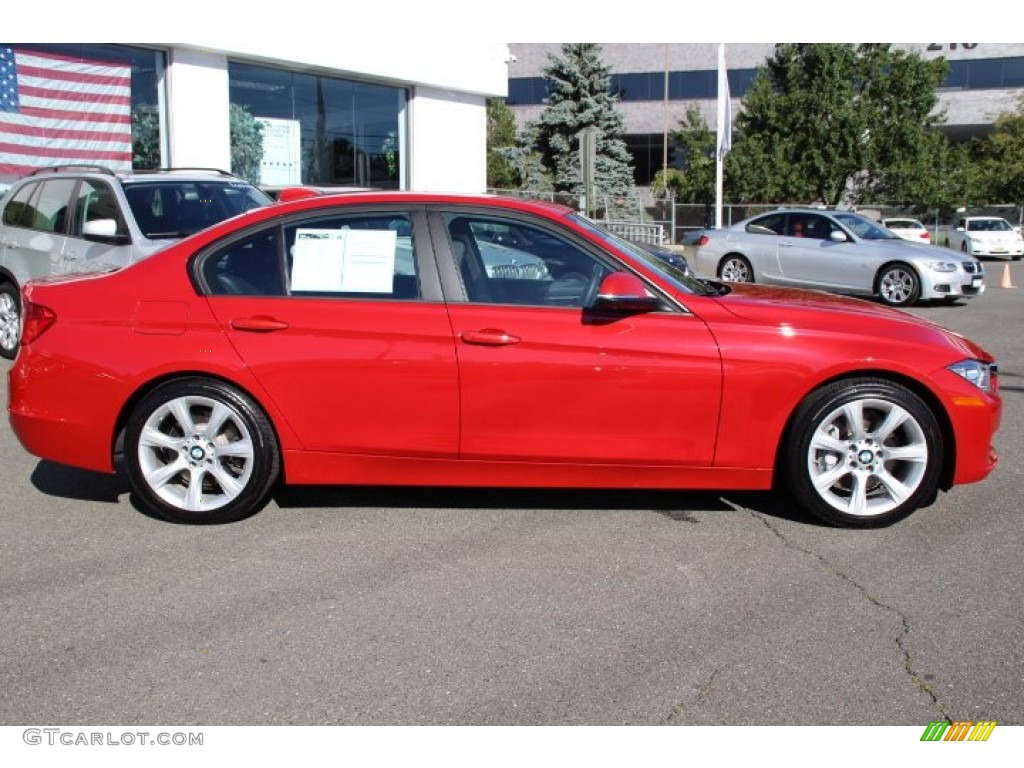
<box><xmin>200</xmin><ymin>206</ymin><xmax>460</xmax><ymax>457</ymax></box>
<box><xmin>0</xmin><ymin>178</ymin><xmax>71</xmax><ymax>281</ymax></box>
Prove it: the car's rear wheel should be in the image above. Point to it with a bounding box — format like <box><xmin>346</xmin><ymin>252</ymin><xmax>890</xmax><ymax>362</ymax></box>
<box><xmin>876</xmin><ymin>264</ymin><xmax>920</xmax><ymax>307</ymax></box>
<box><xmin>784</xmin><ymin>378</ymin><xmax>942</xmax><ymax>527</ymax></box>
<box><xmin>125</xmin><ymin>378</ymin><xmax>280</xmax><ymax>524</ymax></box>
<box><xmin>718</xmin><ymin>255</ymin><xmax>753</xmax><ymax>282</ymax></box>
<box><xmin>0</xmin><ymin>283</ymin><xmax>21</xmax><ymax>360</ymax></box>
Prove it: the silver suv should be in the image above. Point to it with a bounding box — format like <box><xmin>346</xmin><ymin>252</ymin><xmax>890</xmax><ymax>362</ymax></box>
<box><xmin>0</xmin><ymin>166</ymin><xmax>273</xmax><ymax>359</ymax></box>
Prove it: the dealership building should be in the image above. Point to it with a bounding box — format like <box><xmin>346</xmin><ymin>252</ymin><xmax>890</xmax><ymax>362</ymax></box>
<box><xmin>0</xmin><ymin>42</ymin><xmax>512</xmax><ymax>193</ymax></box>
<box><xmin>506</xmin><ymin>43</ymin><xmax>1024</xmax><ymax>186</ymax></box>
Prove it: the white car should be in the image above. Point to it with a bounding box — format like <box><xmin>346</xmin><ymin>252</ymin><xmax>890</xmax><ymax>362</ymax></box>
<box><xmin>945</xmin><ymin>216</ymin><xmax>1024</xmax><ymax>260</ymax></box>
<box><xmin>881</xmin><ymin>217</ymin><xmax>931</xmax><ymax>244</ymax></box>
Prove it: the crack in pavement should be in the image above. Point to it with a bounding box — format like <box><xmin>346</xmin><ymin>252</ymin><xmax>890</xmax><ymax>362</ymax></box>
<box><xmin>733</xmin><ymin>502</ymin><xmax>953</xmax><ymax>723</ymax></box>
<box><xmin>664</xmin><ymin>667</ymin><xmax>721</xmax><ymax>724</ymax></box>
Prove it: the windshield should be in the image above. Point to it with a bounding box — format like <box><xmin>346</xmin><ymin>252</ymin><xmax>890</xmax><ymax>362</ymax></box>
<box><xmin>967</xmin><ymin>218</ymin><xmax>1013</xmax><ymax>232</ymax></box>
<box><xmin>124</xmin><ymin>180</ymin><xmax>273</xmax><ymax>239</ymax></box>
<box><xmin>832</xmin><ymin>212</ymin><xmax>901</xmax><ymax>241</ymax></box>
<box><xmin>569</xmin><ymin>213</ymin><xmax>714</xmax><ymax>295</ymax></box>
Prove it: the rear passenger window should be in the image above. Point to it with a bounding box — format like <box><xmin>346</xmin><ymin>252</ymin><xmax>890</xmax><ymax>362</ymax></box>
<box><xmin>35</xmin><ymin>179</ymin><xmax>78</xmax><ymax>233</ymax></box>
<box><xmin>2</xmin><ymin>181</ymin><xmax>39</xmax><ymax>228</ymax></box>
<box><xmin>204</xmin><ymin>229</ymin><xmax>285</xmax><ymax>296</ymax></box>
<box><xmin>202</xmin><ymin>213</ymin><xmax>420</xmax><ymax>301</ymax></box>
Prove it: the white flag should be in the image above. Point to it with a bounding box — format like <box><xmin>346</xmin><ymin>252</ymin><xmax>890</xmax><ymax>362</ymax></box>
<box><xmin>716</xmin><ymin>43</ymin><xmax>732</xmax><ymax>160</ymax></box>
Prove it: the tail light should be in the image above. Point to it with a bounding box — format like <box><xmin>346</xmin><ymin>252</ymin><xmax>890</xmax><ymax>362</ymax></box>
<box><xmin>920</xmin><ymin>231</ymin><xmax>930</xmax><ymax>240</ymax></box>
<box><xmin>697</xmin><ymin>234</ymin><xmax>710</xmax><ymax>247</ymax></box>
<box><xmin>21</xmin><ymin>301</ymin><xmax>56</xmax><ymax>345</ymax></box>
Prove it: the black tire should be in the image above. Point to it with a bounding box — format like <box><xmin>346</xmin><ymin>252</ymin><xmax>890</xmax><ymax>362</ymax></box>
<box><xmin>718</xmin><ymin>255</ymin><xmax>753</xmax><ymax>283</ymax></box>
<box><xmin>961</xmin><ymin>242</ymin><xmax>968</xmax><ymax>253</ymax></box>
<box><xmin>125</xmin><ymin>378</ymin><xmax>280</xmax><ymax>524</ymax></box>
<box><xmin>876</xmin><ymin>263</ymin><xmax>920</xmax><ymax>307</ymax></box>
<box><xmin>784</xmin><ymin>378</ymin><xmax>942</xmax><ymax>528</ymax></box>
<box><xmin>0</xmin><ymin>282</ymin><xmax>21</xmax><ymax>360</ymax></box>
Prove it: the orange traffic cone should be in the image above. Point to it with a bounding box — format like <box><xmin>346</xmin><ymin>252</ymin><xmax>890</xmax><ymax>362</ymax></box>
<box><xmin>1000</xmin><ymin>263</ymin><xmax>1017</xmax><ymax>289</ymax></box>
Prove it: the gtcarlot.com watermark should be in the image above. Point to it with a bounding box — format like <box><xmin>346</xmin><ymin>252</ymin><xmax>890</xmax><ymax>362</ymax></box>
<box><xmin>23</xmin><ymin>728</ymin><xmax>203</xmax><ymax>747</ymax></box>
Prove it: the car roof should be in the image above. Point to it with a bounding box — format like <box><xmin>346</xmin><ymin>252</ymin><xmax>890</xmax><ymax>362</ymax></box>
<box><xmin>270</xmin><ymin>190</ymin><xmax>577</xmax><ymax>217</ymax></box>
<box><xmin>17</xmin><ymin>165</ymin><xmax>257</xmax><ymax>186</ymax></box>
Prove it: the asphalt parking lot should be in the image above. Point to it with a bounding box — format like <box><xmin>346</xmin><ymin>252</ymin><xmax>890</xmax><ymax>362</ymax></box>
<box><xmin>0</xmin><ymin>262</ymin><xmax>1021</xmax><ymax>728</ymax></box>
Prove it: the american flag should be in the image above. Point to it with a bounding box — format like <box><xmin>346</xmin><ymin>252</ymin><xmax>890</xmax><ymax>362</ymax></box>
<box><xmin>0</xmin><ymin>46</ymin><xmax>133</xmax><ymax>176</ymax></box>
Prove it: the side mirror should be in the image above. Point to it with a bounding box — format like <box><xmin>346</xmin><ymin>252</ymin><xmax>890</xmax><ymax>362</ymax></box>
<box><xmin>81</xmin><ymin>218</ymin><xmax>128</xmax><ymax>243</ymax></box>
<box><xmin>591</xmin><ymin>272</ymin><xmax>661</xmax><ymax>312</ymax></box>
<box><xmin>829</xmin><ymin>230</ymin><xmax>848</xmax><ymax>243</ymax></box>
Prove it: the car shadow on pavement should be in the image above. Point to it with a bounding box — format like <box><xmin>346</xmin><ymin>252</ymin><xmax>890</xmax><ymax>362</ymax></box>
<box><xmin>30</xmin><ymin>460</ymin><xmax>131</xmax><ymax>503</ymax></box>
<box><xmin>272</xmin><ymin>486</ymin><xmax>820</xmax><ymax>526</ymax></box>
<box><xmin>26</xmin><ymin>460</ymin><xmax>820</xmax><ymax>527</ymax></box>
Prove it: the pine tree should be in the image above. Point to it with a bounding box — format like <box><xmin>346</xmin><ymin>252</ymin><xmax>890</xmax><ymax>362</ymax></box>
<box><xmin>486</xmin><ymin>98</ymin><xmax>520</xmax><ymax>190</ymax></box>
<box><xmin>531</xmin><ymin>43</ymin><xmax>635</xmax><ymax>202</ymax></box>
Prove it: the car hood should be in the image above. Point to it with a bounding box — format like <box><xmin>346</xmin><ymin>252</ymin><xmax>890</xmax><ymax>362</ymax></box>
<box><xmin>710</xmin><ymin>283</ymin><xmax>991</xmax><ymax>361</ymax></box>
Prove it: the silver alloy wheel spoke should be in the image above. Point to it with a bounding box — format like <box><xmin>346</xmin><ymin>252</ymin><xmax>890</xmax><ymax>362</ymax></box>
<box><xmin>873</xmin><ymin>406</ymin><xmax>910</xmax><ymax>443</ymax></box>
<box><xmin>808</xmin><ymin>396</ymin><xmax>928</xmax><ymax>517</ymax></box>
<box><xmin>137</xmin><ymin>394</ymin><xmax>255</xmax><ymax>512</ymax></box>
<box><xmin>139</xmin><ymin>424</ymin><xmax>185</xmax><ymax>452</ymax></box>
<box><xmin>145</xmin><ymin>456</ymin><xmax>191</xmax><ymax>489</ymax></box>
<box><xmin>0</xmin><ymin>293</ymin><xmax>18</xmax><ymax>351</ymax></box>
<box><xmin>873</xmin><ymin>467</ymin><xmax>914</xmax><ymax>506</ymax></box>
<box><xmin>168</xmin><ymin>399</ymin><xmax>198</xmax><ymax>435</ymax></box>
<box><xmin>842</xmin><ymin>401</ymin><xmax>866</xmax><ymax>440</ymax></box>
<box><xmin>847</xmin><ymin>473</ymin><xmax>869</xmax><ymax>516</ymax></box>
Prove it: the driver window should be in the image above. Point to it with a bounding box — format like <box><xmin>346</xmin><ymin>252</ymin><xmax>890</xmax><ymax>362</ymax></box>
<box><xmin>73</xmin><ymin>181</ymin><xmax>127</xmax><ymax>238</ymax></box>
<box><xmin>442</xmin><ymin>213</ymin><xmax>612</xmax><ymax>308</ymax></box>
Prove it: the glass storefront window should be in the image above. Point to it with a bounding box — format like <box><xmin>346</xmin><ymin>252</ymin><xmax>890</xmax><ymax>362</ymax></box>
<box><xmin>0</xmin><ymin>44</ymin><xmax>165</xmax><ymax>183</ymax></box>
<box><xmin>229</xmin><ymin>62</ymin><xmax>408</xmax><ymax>190</ymax></box>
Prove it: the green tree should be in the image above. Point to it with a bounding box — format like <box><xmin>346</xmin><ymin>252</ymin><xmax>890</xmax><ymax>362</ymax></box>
<box><xmin>666</xmin><ymin>106</ymin><xmax>717</xmax><ymax>202</ymax></box>
<box><xmin>131</xmin><ymin>104</ymin><xmax>161</xmax><ymax>169</ymax></box>
<box><xmin>487</xmin><ymin>98</ymin><xmax>520</xmax><ymax>189</ymax></box>
<box><xmin>530</xmin><ymin>43</ymin><xmax>635</xmax><ymax>201</ymax></box>
<box><xmin>728</xmin><ymin>44</ymin><xmax>949</xmax><ymax>207</ymax></box>
<box><xmin>229</xmin><ymin>103</ymin><xmax>265</xmax><ymax>185</ymax></box>
<box><xmin>974</xmin><ymin>94</ymin><xmax>1024</xmax><ymax>204</ymax></box>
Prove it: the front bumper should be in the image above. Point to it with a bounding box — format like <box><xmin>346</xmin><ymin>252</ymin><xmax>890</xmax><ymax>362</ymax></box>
<box><xmin>920</xmin><ymin>260</ymin><xmax>985</xmax><ymax>300</ymax></box>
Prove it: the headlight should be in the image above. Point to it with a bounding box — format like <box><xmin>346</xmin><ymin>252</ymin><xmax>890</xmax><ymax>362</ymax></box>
<box><xmin>927</xmin><ymin>261</ymin><xmax>958</xmax><ymax>272</ymax></box>
<box><xmin>948</xmin><ymin>359</ymin><xmax>995</xmax><ymax>392</ymax></box>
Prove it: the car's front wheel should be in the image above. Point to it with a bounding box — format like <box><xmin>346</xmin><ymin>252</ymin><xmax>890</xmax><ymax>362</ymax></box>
<box><xmin>876</xmin><ymin>263</ymin><xmax>920</xmax><ymax>307</ymax></box>
<box><xmin>784</xmin><ymin>378</ymin><xmax>942</xmax><ymax>527</ymax></box>
<box><xmin>125</xmin><ymin>378</ymin><xmax>280</xmax><ymax>524</ymax></box>
<box><xmin>0</xmin><ymin>283</ymin><xmax>21</xmax><ymax>360</ymax></box>
<box><xmin>718</xmin><ymin>255</ymin><xmax>753</xmax><ymax>282</ymax></box>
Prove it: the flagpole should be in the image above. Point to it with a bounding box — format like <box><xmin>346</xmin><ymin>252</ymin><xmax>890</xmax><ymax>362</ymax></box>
<box><xmin>715</xmin><ymin>43</ymin><xmax>731</xmax><ymax>230</ymax></box>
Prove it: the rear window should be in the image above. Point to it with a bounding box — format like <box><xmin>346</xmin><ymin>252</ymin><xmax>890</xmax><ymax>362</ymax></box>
<box><xmin>123</xmin><ymin>180</ymin><xmax>272</xmax><ymax>239</ymax></box>
<box><xmin>885</xmin><ymin>219</ymin><xmax>922</xmax><ymax>230</ymax></box>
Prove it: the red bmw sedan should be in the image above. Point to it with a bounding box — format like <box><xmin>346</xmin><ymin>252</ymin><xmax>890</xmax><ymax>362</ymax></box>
<box><xmin>7</xmin><ymin>193</ymin><xmax>1001</xmax><ymax>527</ymax></box>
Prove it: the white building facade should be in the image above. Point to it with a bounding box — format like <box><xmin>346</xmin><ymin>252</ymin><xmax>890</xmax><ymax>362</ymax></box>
<box><xmin>0</xmin><ymin>42</ymin><xmax>512</xmax><ymax>193</ymax></box>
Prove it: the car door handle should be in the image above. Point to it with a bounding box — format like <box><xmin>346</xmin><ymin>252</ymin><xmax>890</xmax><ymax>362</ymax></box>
<box><xmin>230</xmin><ymin>316</ymin><xmax>290</xmax><ymax>332</ymax></box>
<box><xmin>460</xmin><ymin>329</ymin><xmax>521</xmax><ymax>346</ymax></box>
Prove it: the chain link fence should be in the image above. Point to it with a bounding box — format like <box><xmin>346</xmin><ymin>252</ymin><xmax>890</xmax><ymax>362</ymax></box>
<box><xmin>488</xmin><ymin>189</ymin><xmax>1024</xmax><ymax>247</ymax></box>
